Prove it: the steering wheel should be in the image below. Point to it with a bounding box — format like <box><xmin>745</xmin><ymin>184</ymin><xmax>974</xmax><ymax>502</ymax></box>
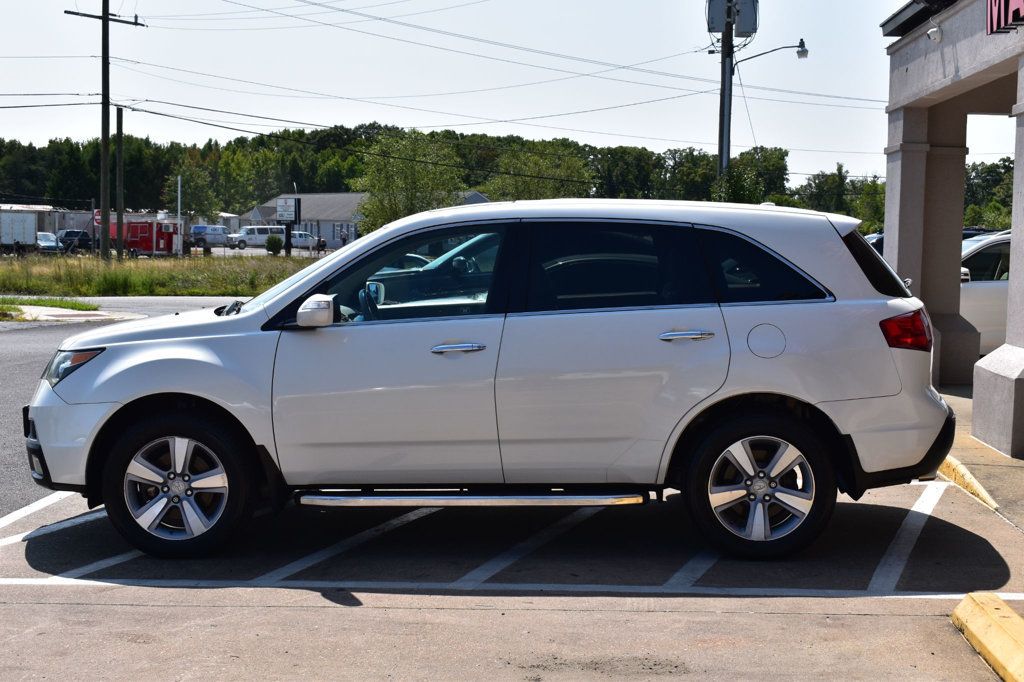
<box><xmin>358</xmin><ymin>285</ymin><xmax>379</xmax><ymax>321</ymax></box>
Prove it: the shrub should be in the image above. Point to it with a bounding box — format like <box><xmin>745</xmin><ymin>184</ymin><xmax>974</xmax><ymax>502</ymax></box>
<box><xmin>265</xmin><ymin>235</ymin><xmax>283</xmax><ymax>255</ymax></box>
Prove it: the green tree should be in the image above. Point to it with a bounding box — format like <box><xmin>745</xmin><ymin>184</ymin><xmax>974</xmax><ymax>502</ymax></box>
<box><xmin>732</xmin><ymin>146</ymin><xmax>789</xmax><ymax>198</ymax></box>
<box><xmin>354</xmin><ymin>131</ymin><xmax>466</xmax><ymax>234</ymax></box>
<box><xmin>793</xmin><ymin>163</ymin><xmax>851</xmax><ymax>214</ymax></box>
<box><xmin>162</xmin><ymin>155</ymin><xmax>219</xmax><ymax>224</ymax></box>
<box><xmin>849</xmin><ymin>176</ymin><xmax>886</xmax><ymax>233</ymax></box>
<box><xmin>712</xmin><ymin>165</ymin><xmax>764</xmax><ymax>204</ymax></box>
<box><xmin>590</xmin><ymin>146</ymin><xmax>663</xmax><ymax>198</ymax></box>
<box><xmin>481</xmin><ymin>141</ymin><xmax>592</xmax><ymax>200</ymax></box>
<box><xmin>660</xmin><ymin>147</ymin><xmax>717</xmax><ymax>200</ymax></box>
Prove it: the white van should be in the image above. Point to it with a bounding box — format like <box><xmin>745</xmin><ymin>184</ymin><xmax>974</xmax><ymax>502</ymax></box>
<box><xmin>189</xmin><ymin>225</ymin><xmax>230</xmax><ymax>248</ymax></box>
<box><xmin>227</xmin><ymin>225</ymin><xmax>285</xmax><ymax>249</ymax></box>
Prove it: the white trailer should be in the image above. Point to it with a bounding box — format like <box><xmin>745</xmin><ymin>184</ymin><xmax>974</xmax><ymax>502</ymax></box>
<box><xmin>1</xmin><ymin>210</ymin><xmax>38</xmax><ymax>254</ymax></box>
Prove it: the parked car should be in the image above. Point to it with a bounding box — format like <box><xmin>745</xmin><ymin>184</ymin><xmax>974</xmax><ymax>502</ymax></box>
<box><xmin>287</xmin><ymin>231</ymin><xmax>316</xmax><ymax>249</ymax></box>
<box><xmin>189</xmin><ymin>225</ymin><xmax>229</xmax><ymax>248</ymax></box>
<box><xmin>25</xmin><ymin>200</ymin><xmax>953</xmax><ymax>559</ymax></box>
<box><xmin>227</xmin><ymin>226</ymin><xmax>285</xmax><ymax>249</ymax></box>
<box><xmin>56</xmin><ymin>229</ymin><xmax>93</xmax><ymax>252</ymax></box>
<box><xmin>35</xmin><ymin>232</ymin><xmax>62</xmax><ymax>255</ymax></box>
<box><xmin>961</xmin><ymin>232</ymin><xmax>1011</xmax><ymax>354</ymax></box>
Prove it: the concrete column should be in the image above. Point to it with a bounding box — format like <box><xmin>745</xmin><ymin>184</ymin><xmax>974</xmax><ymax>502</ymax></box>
<box><xmin>883</xmin><ymin>108</ymin><xmax>929</xmax><ymax>292</ymax></box>
<box><xmin>883</xmin><ymin>106</ymin><xmax>980</xmax><ymax>384</ymax></box>
<box><xmin>973</xmin><ymin>58</ymin><xmax>1024</xmax><ymax>458</ymax></box>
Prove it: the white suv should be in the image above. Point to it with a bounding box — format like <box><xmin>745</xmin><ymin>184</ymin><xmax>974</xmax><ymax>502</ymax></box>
<box><xmin>24</xmin><ymin>200</ymin><xmax>954</xmax><ymax>558</ymax></box>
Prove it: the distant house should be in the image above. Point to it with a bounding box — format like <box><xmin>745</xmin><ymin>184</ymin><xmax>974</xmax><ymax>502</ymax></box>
<box><xmin>242</xmin><ymin>191</ymin><xmax>489</xmax><ymax>248</ymax></box>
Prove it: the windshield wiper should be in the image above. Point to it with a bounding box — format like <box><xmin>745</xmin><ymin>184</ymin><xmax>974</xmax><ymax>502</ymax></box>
<box><xmin>222</xmin><ymin>299</ymin><xmax>244</xmax><ymax>316</ymax></box>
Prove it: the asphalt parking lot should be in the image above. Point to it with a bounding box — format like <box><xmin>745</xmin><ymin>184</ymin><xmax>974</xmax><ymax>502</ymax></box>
<box><xmin>1</xmin><ymin>306</ymin><xmax>1021</xmax><ymax>678</ymax></box>
<box><xmin>0</xmin><ymin>479</ymin><xmax>1019</xmax><ymax>677</ymax></box>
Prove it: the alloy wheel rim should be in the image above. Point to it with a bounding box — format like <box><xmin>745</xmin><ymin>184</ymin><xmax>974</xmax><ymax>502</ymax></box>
<box><xmin>707</xmin><ymin>436</ymin><xmax>815</xmax><ymax>542</ymax></box>
<box><xmin>123</xmin><ymin>436</ymin><xmax>229</xmax><ymax>541</ymax></box>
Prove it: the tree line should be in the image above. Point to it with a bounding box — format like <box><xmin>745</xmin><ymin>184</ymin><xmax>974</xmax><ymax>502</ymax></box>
<box><xmin>0</xmin><ymin>124</ymin><xmax>1011</xmax><ymax>233</ymax></box>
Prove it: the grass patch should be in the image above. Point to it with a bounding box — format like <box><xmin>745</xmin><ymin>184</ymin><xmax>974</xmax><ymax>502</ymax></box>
<box><xmin>0</xmin><ymin>303</ymin><xmax>20</xmax><ymax>320</ymax></box>
<box><xmin>0</xmin><ymin>296</ymin><xmax>99</xmax><ymax>311</ymax></box>
<box><xmin>0</xmin><ymin>255</ymin><xmax>311</xmax><ymax>297</ymax></box>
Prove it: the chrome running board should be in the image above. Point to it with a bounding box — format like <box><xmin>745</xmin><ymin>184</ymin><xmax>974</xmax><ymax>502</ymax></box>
<box><xmin>297</xmin><ymin>491</ymin><xmax>647</xmax><ymax>508</ymax></box>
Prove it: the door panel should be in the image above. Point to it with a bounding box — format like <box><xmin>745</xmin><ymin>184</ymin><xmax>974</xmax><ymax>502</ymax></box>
<box><xmin>962</xmin><ymin>281</ymin><xmax>1008</xmax><ymax>354</ymax></box>
<box><xmin>495</xmin><ymin>307</ymin><xmax>729</xmax><ymax>483</ymax></box>
<box><xmin>273</xmin><ymin>316</ymin><xmax>506</xmax><ymax>485</ymax></box>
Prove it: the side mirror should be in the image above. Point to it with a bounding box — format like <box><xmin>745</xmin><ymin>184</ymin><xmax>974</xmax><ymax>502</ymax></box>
<box><xmin>366</xmin><ymin>280</ymin><xmax>385</xmax><ymax>305</ymax></box>
<box><xmin>961</xmin><ymin>267</ymin><xmax>971</xmax><ymax>284</ymax></box>
<box><xmin>296</xmin><ymin>293</ymin><xmax>336</xmax><ymax>328</ymax></box>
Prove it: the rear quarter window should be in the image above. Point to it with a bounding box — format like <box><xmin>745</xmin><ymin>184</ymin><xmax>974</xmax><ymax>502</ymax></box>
<box><xmin>697</xmin><ymin>228</ymin><xmax>829</xmax><ymax>303</ymax></box>
<box><xmin>842</xmin><ymin>230</ymin><xmax>911</xmax><ymax>298</ymax></box>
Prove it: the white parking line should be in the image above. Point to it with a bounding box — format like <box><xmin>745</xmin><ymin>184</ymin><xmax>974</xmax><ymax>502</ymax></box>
<box><xmin>0</xmin><ymin>492</ymin><xmax>73</xmax><ymax>530</ymax></box>
<box><xmin>0</xmin><ymin>510</ymin><xmax>107</xmax><ymax>548</ymax></box>
<box><xmin>53</xmin><ymin>550</ymin><xmax>143</xmax><ymax>580</ymax></box>
<box><xmin>249</xmin><ymin>507</ymin><xmax>440</xmax><ymax>586</ymax></box>
<box><xmin>868</xmin><ymin>481</ymin><xmax>947</xmax><ymax>594</ymax></box>
<box><xmin>451</xmin><ymin>507</ymin><xmax>601</xmax><ymax>589</ymax></box>
<box><xmin>661</xmin><ymin>550</ymin><xmax>720</xmax><ymax>590</ymax></box>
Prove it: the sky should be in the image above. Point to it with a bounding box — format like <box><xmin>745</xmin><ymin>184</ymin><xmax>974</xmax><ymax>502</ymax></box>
<box><xmin>0</xmin><ymin>0</ymin><xmax>1017</xmax><ymax>184</ymax></box>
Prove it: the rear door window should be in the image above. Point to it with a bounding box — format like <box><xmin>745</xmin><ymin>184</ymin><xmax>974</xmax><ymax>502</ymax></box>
<box><xmin>525</xmin><ymin>222</ymin><xmax>714</xmax><ymax>312</ymax></box>
<box><xmin>698</xmin><ymin>228</ymin><xmax>829</xmax><ymax>303</ymax></box>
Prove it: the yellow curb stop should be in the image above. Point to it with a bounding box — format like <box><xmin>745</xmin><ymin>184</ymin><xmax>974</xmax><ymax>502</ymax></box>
<box><xmin>939</xmin><ymin>455</ymin><xmax>1000</xmax><ymax>511</ymax></box>
<box><xmin>952</xmin><ymin>592</ymin><xmax>1024</xmax><ymax>681</ymax></box>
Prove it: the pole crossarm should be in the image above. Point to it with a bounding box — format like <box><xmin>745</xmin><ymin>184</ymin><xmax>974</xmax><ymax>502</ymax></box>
<box><xmin>733</xmin><ymin>43</ymin><xmax>803</xmax><ymax>72</ymax></box>
<box><xmin>63</xmin><ymin>10</ymin><xmax>146</xmax><ymax>26</ymax></box>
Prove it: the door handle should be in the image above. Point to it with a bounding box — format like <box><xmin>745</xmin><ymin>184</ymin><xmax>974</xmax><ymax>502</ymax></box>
<box><xmin>659</xmin><ymin>330</ymin><xmax>715</xmax><ymax>342</ymax></box>
<box><xmin>431</xmin><ymin>343</ymin><xmax>487</xmax><ymax>354</ymax></box>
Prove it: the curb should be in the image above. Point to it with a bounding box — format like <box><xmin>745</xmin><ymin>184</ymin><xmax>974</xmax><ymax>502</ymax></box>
<box><xmin>939</xmin><ymin>454</ymin><xmax>1000</xmax><ymax>511</ymax></box>
<box><xmin>952</xmin><ymin>593</ymin><xmax>1024</xmax><ymax>681</ymax></box>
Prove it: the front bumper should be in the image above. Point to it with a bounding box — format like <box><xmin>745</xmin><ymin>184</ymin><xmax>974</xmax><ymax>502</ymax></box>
<box><xmin>24</xmin><ymin>381</ymin><xmax>120</xmax><ymax>490</ymax></box>
<box><xmin>23</xmin><ymin>405</ymin><xmax>86</xmax><ymax>493</ymax></box>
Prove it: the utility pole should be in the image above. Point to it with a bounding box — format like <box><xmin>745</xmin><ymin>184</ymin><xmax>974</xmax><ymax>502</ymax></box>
<box><xmin>64</xmin><ymin>5</ymin><xmax>145</xmax><ymax>260</ymax></box>
<box><xmin>717</xmin><ymin>1</ymin><xmax>735</xmax><ymax>177</ymax></box>
<box><xmin>176</xmin><ymin>174</ymin><xmax>182</xmax><ymax>257</ymax></box>
<box><xmin>115</xmin><ymin>106</ymin><xmax>124</xmax><ymax>261</ymax></box>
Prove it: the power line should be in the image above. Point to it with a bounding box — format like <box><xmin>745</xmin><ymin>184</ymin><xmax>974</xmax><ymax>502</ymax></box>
<box><xmin>148</xmin><ymin>0</ymin><xmax>416</xmax><ymax>21</ymax></box>
<box><xmin>109</xmin><ymin>58</ymin><xmax>887</xmax><ymax>154</ymax></box>
<box><xmin>0</xmin><ymin>101</ymin><xmax>100</xmax><ymax>109</ymax></box>
<box><xmin>0</xmin><ymin>92</ymin><xmax>100</xmax><ymax>97</ymax></box>
<box><xmin>223</xmin><ymin>0</ymin><xmax>886</xmax><ymax>106</ymax></box>
<box><xmin>147</xmin><ymin>0</ymin><xmax>492</xmax><ymax>31</ymax></box>
<box><xmin>143</xmin><ymin>0</ymin><xmax>364</xmax><ymax>19</ymax></box>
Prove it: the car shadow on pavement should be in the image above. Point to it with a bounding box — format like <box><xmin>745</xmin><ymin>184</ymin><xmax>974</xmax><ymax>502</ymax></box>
<box><xmin>15</xmin><ymin>494</ymin><xmax>1014</xmax><ymax>604</ymax></box>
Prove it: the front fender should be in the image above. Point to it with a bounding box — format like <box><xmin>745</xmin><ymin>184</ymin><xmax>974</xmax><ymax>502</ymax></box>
<box><xmin>53</xmin><ymin>331</ymin><xmax>282</xmax><ymax>464</ymax></box>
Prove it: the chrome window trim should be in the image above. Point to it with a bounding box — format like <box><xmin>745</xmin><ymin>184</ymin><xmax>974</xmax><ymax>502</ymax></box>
<box><xmin>508</xmin><ymin>302</ymin><xmax>719</xmax><ymax>318</ymax></box>
<box><xmin>325</xmin><ymin>312</ymin><xmax>505</xmax><ymax>329</ymax></box>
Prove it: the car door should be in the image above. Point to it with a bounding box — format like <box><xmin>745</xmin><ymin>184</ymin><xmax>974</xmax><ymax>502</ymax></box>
<box><xmin>272</xmin><ymin>223</ymin><xmax>517</xmax><ymax>485</ymax></box>
<box><xmin>961</xmin><ymin>238</ymin><xmax>1010</xmax><ymax>354</ymax></box>
<box><xmin>494</xmin><ymin>220</ymin><xmax>730</xmax><ymax>484</ymax></box>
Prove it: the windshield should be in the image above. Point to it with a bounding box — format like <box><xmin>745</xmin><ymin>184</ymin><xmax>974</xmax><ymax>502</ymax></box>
<box><xmin>962</xmin><ymin>236</ymin><xmax>995</xmax><ymax>254</ymax></box>
<box><xmin>240</xmin><ymin>238</ymin><xmax>363</xmax><ymax>313</ymax></box>
<box><xmin>37</xmin><ymin>233</ymin><xmax>57</xmax><ymax>244</ymax></box>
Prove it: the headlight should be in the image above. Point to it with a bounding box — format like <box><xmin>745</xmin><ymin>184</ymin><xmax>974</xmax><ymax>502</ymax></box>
<box><xmin>43</xmin><ymin>349</ymin><xmax>104</xmax><ymax>387</ymax></box>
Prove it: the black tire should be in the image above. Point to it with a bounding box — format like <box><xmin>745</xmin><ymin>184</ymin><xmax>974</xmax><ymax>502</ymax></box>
<box><xmin>683</xmin><ymin>410</ymin><xmax>837</xmax><ymax>559</ymax></box>
<box><xmin>237</xmin><ymin>240</ymin><xmax>246</xmax><ymax>250</ymax></box>
<box><xmin>102</xmin><ymin>412</ymin><xmax>254</xmax><ymax>558</ymax></box>
<box><xmin>194</xmin><ymin>238</ymin><xmax>206</xmax><ymax>249</ymax></box>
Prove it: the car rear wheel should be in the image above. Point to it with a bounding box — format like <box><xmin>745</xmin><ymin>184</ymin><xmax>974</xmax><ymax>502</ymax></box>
<box><xmin>102</xmin><ymin>413</ymin><xmax>252</xmax><ymax>557</ymax></box>
<box><xmin>684</xmin><ymin>411</ymin><xmax>836</xmax><ymax>559</ymax></box>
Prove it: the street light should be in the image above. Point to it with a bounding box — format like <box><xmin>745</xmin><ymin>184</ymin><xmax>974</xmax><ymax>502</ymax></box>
<box><xmin>716</xmin><ymin>34</ymin><xmax>809</xmax><ymax>176</ymax></box>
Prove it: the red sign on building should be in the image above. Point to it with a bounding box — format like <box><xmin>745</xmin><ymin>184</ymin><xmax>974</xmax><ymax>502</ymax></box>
<box><xmin>989</xmin><ymin>0</ymin><xmax>1024</xmax><ymax>34</ymax></box>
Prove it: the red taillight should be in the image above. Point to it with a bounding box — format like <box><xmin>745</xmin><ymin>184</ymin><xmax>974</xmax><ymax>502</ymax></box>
<box><xmin>879</xmin><ymin>309</ymin><xmax>933</xmax><ymax>352</ymax></box>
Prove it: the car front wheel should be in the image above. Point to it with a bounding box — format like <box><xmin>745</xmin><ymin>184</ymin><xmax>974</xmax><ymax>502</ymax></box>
<box><xmin>684</xmin><ymin>411</ymin><xmax>836</xmax><ymax>559</ymax></box>
<box><xmin>102</xmin><ymin>414</ymin><xmax>252</xmax><ymax>557</ymax></box>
